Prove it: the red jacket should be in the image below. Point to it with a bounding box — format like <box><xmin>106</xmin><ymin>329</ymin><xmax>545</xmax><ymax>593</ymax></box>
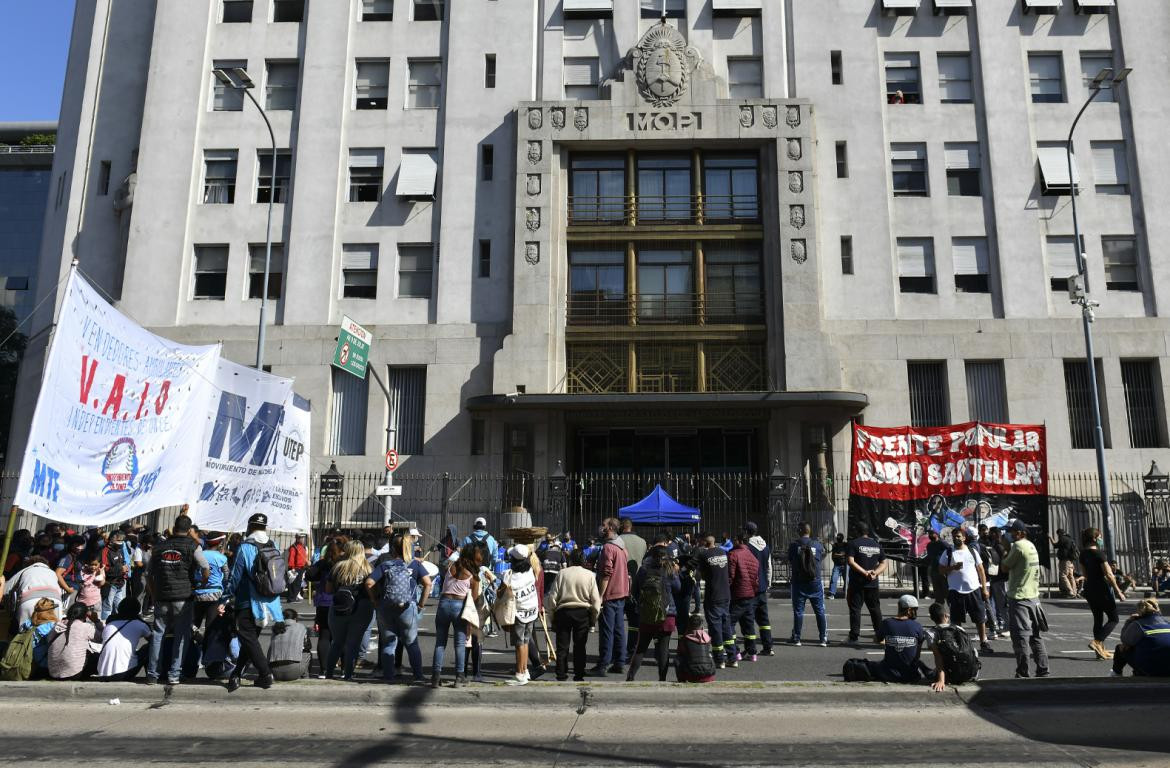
<box><xmin>728</xmin><ymin>544</ymin><xmax>760</xmax><ymax>600</ymax></box>
<box><xmin>287</xmin><ymin>542</ymin><xmax>308</xmax><ymax>569</ymax></box>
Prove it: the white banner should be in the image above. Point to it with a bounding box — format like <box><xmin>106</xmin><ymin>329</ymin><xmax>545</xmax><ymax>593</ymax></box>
<box><xmin>190</xmin><ymin>358</ymin><xmax>311</xmax><ymax>533</ymax></box>
<box><xmin>15</xmin><ymin>270</ymin><xmax>221</xmax><ymax>525</ymax></box>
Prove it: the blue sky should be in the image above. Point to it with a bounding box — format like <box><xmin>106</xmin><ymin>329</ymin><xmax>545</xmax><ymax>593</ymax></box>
<box><xmin>0</xmin><ymin>1</ymin><xmax>76</xmax><ymax>122</ymax></box>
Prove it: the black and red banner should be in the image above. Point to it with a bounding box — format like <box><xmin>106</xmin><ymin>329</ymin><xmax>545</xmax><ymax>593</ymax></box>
<box><xmin>849</xmin><ymin>421</ymin><xmax>1049</xmax><ymax>562</ymax></box>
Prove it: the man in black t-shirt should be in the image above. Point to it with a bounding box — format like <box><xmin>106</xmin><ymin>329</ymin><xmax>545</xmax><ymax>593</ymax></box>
<box><xmin>695</xmin><ymin>535</ymin><xmax>733</xmax><ymax>668</ymax></box>
<box><xmin>846</xmin><ymin>523</ymin><xmax>887</xmax><ymax>644</ymax></box>
<box><xmin>828</xmin><ymin>534</ymin><xmax>847</xmax><ymax>599</ymax></box>
<box><xmin>923</xmin><ymin>531</ymin><xmax>951</xmax><ymax>602</ymax></box>
<box><xmin>1051</xmin><ymin>529</ymin><xmax>1078</xmax><ymax>597</ymax></box>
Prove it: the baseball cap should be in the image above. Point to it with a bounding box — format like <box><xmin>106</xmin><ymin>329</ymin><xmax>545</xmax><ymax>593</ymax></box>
<box><xmin>247</xmin><ymin>512</ymin><xmax>268</xmax><ymax>528</ymax></box>
<box><xmin>474</xmin><ymin>516</ymin><xmax>487</xmax><ymax>528</ymax></box>
<box><xmin>898</xmin><ymin>594</ymin><xmax>919</xmax><ymax>611</ymax></box>
<box><xmin>743</xmin><ymin>521</ymin><xmax>758</xmax><ymax>534</ymax></box>
<box><xmin>1008</xmin><ymin>519</ymin><xmax>1029</xmax><ymax>534</ymax></box>
<box><xmin>408</xmin><ymin>528</ymin><xmax>421</xmax><ymax>538</ymax></box>
<box><xmin>508</xmin><ymin>543</ymin><xmax>530</xmax><ymax>560</ymax></box>
<box><xmin>206</xmin><ymin>533</ymin><xmax>227</xmax><ymax>545</ymax></box>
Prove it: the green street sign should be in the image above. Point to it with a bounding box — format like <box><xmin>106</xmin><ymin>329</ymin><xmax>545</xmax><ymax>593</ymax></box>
<box><xmin>332</xmin><ymin>315</ymin><xmax>371</xmax><ymax>379</ymax></box>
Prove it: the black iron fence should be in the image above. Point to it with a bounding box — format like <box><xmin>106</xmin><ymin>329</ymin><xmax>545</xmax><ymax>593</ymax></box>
<box><xmin>3</xmin><ymin>469</ymin><xmax>1168</xmax><ymax>587</ymax></box>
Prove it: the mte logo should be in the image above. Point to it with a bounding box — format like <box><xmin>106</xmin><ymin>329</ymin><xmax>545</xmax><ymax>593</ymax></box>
<box><xmin>28</xmin><ymin>459</ymin><xmax>61</xmax><ymax>502</ymax></box>
<box><xmin>208</xmin><ymin>392</ymin><xmax>285</xmax><ymax>466</ymax></box>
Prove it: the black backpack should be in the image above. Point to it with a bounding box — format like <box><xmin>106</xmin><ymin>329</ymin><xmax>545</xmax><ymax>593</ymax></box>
<box><xmin>250</xmin><ymin>541</ymin><xmax>288</xmax><ymax>598</ymax></box>
<box><xmin>795</xmin><ymin>541</ymin><xmax>818</xmax><ymax>582</ymax></box>
<box><xmin>933</xmin><ymin>625</ymin><xmax>981</xmax><ymax>684</ymax></box>
<box><xmin>842</xmin><ymin>658</ymin><xmax>873</xmax><ymax>682</ymax></box>
<box><xmin>105</xmin><ymin>547</ymin><xmax>127</xmax><ymax>586</ymax></box>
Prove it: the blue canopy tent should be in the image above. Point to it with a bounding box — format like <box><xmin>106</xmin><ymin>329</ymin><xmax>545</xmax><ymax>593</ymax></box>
<box><xmin>618</xmin><ymin>485</ymin><xmax>701</xmax><ymax>525</ymax></box>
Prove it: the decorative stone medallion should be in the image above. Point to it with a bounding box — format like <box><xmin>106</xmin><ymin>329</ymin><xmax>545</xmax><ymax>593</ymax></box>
<box><xmin>527</xmin><ymin>141</ymin><xmax>542</xmax><ymax>165</ymax></box>
<box><xmin>739</xmin><ymin>105</ymin><xmax>754</xmax><ymax>128</ymax></box>
<box><xmin>786</xmin><ymin>105</ymin><xmax>801</xmax><ymax>128</ymax></box>
<box><xmin>527</xmin><ymin>108</ymin><xmax>542</xmax><ymax>130</ymax></box>
<box><xmin>789</xmin><ymin>205</ymin><xmax>805</xmax><ymax>230</ymax></box>
<box><xmin>762</xmin><ymin>105</ymin><xmax>778</xmax><ymax>129</ymax></box>
<box><xmin>524</xmin><ymin>242</ymin><xmax>540</xmax><ymax>266</ymax></box>
<box><xmin>550</xmin><ymin>107</ymin><xmax>566</xmax><ymax>129</ymax></box>
<box><xmin>787</xmin><ymin>139</ymin><xmax>802</xmax><ymax>162</ymax></box>
<box><xmin>788</xmin><ymin>171</ymin><xmax>804</xmax><ymax>194</ymax></box>
<box><xmin>574</xmin><ymin>107</ymin><xmax>589</xmax><ymax>131</ymax></box>
<box><xmin>630</xmin><ymin>22</ymin><xmax>701</xmax><ymax>108</ymax></box>
<box><xmin>791</xmin><ymin>239</ymin><xmax>807</xmax><ymax>264</ymax></box>
<box><xmin>526</xmin><ymin>174</ymin><xmax>541</xmax><ymax>196</ymax></box>
<box><xmin>525</xmin><ymin>207</ymin><xmax>541</xmax><ymax>232</ymax></box>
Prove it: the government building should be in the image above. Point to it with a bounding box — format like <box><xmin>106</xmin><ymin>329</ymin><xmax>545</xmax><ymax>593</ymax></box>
<box><xmin>11</xmin><ymin>0</ymin><xmax>1169</xmax><ymax>516</ymax></box>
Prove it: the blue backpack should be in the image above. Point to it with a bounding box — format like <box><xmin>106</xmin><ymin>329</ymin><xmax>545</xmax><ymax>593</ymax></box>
<box><xmin>381</xmin><ymin>560</ymin><xmax>416</xmax><ymax>607</ymax></box>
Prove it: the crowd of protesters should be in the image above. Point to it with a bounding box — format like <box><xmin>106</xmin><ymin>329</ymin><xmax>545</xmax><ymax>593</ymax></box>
<box><xmin>2</xmin><ymin>511</ymin><xmax>1168</xmax><ymax>688</ymax></box>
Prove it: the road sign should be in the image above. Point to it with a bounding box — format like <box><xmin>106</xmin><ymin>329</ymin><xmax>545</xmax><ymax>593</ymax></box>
<box><xmin>385</xmin><ymin>450</ymin><xmax>399</xmax><ymax>471</ymax></box>
<box><xmin>332</xmin><ymin>315</ymin><xmax>371</xmax><ymax>379</ymax></box>
<box><xmin>376</xmin><ymin>485</ymin><xmax>403</xmax><ymax>497</ymax></box>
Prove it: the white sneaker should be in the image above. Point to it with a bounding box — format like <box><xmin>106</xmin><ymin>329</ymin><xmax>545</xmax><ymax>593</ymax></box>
<box><xmin>521</xmin><ymin>670</ymin><xmax>531</xmax><ymax>682</ymax></box>
<box><xmin>506</xmin><ymin>674</ymin><xmax>528</xmax><ymax>686</ymax></box>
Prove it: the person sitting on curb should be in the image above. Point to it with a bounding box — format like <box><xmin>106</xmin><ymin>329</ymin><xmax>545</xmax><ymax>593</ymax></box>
<box><xmin>843</xmin><ymin>595</ymin><xmax>925</xmax><ymax>683</ymax></box>
<box><xmin>268</xmin><ymin>608</ymin><xmax>312</xmax><ymax>681</ymax></box>
<box><xmin>923</xmin><ymin>601</ymin><xmax>980</xmax><ymax>692</ymax></box>
<box><xmin>675</xmin><ymin>613</ymin><xmax>717</xmax><ymax>684</ymax></box>
<box><xmin>1111</xmin><ymin>598</ymin><xmax>1170</xmax><ymax>678</ymax></box>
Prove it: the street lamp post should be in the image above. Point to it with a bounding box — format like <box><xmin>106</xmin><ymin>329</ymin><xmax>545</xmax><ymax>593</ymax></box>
<box><xmin>212</xmin><ymin>67</ymin><xmax>276</xmax><ymax>371</ymax></box>
<box><xmin>1065</xmin><ymin>66</ymin><xmax>1132</xmax><ymax>564</ymax></box>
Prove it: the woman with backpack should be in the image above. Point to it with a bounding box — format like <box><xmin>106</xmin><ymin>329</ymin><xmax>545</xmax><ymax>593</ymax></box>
<box><xmin>323</xmin><ymin>540</ymin><xmax>373</xmax><ymax>680</ymax></box>
<box><xmin>48</xmin><ymin>603</ymin><xmax>103</xmax><ymax>680</ymax></box>
<box><xmin>626</xmin><ymin>544</ymin><xmax>682</xmax><ymax>682</ymax></box>
<box><xmin>498</xmin><ymin>544</ymin><xmax>541</xmax><ymax>685</ymax></box>
<box><xmin>307</xmin><ymin>536</ymin><xmax>344</xmax><ymax>677</ymax></box>
<box><xmin>431</xmin><ymin>544</ymin><xmax>482</xmax><ymax>688</ymax></box>
<box><xmin>1080</xmin><ymin>527</ymin><xmax>1127</xmax><ymax>660</ymax></box>
<box><xmin>1</xmin><ymin>598</ymin><xmax>58</xmax><ymax>680</ymax></box>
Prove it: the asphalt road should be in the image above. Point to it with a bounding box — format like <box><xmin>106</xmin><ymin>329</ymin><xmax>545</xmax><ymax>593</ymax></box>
<box><xmin>289</xmin><ymin>592</ymin><xmax>1132</xmax><ymax>684</ymax></box>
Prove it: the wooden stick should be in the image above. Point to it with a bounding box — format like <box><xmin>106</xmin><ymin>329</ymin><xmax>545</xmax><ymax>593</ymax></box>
<box><xmin>539</xmin><ymin>608</ymin><xmax>556</xmax><ymax>662</ymax></box>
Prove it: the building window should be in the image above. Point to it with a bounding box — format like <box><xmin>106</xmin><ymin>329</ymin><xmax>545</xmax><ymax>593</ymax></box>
<box><xmin>362</xmin><ymin>0</ymin><xmax>393</xmax><ymax>21</ymax></box>
<box><xmin>481</xmin><ymin>144</ymin><xmax>494</xmax><ymax>181</ymax></box>
<box><xmin>484</xmin><ymin>54</ymin><xmax>496</xmax><ymax>88</ymax></box>
<box><xmin>1091</xmin><ymin>141</ymin><xmax>1129</xmax><ymax>195</ymax></box>
<box><xmin>1037</xmin><ymin>144</ymin><xmax>1078</xmax><ymax>196</ymax></box>
<box><xmin>388</xmin><ymin>367</ymin><xmax>427</xmax><ymax>455</ymax></box>
<box><xmin>348</xmin><ymin>149</ymin><xmax>384</xmax><ymax>202</ymax></box>
<box><xmin>5</xmin><ymin>276</ymin><xmax>28</xmax><ymax>292</ymax></box>
<box><xmin>1064</xmin><ymin>359</ymin><xmax>1110</xmax><ymax>449</ymax></box>
<box><xmin>965</xmin><ymin>360</ymin><xmax>1008</xmax><ymax>423</ymax></box>
<box><xmin>247</xmin><ymin>243</ymin><xmax>284</xmax><ymax>300</ymax></box>
<box><xmin>256</xmin><ymin>150</ymin><xmax>292</xmax><ymax>203</ymax></box>
<box><xmin>703</xmin><ymin>154</ymin><xmax>759</xmax><ymax>222</ymax></box>
<box><xmin>907</xmin><ymin>361</ymin><xmax>950</xmax><ymax>428</ymax></box>
<box><xmin>938</xmin><ymin>53</ymin><xmax>973</xmax><ymax>104</ymax></box>
<box><xmin>1102</xmin><ymin>236</ymin><xmax>1139</xmax><ymax>291</ymax></box>
<box><xmin>265</xmin><ymin>61</ymin><xmax>299</xmax><ymax>111</ymax></box>
<box><xmin>222</xmin><ymin>0</ymin><xmax>253</xmax><ymax>23</ymax></box>
<box><xmin>342</xmin><ymin>244</ymin><xmax>378</xmax><ymax>299</ymax></box>
<box><xmin>891</xmin><ymin>143</ymin><xmax>928</xmax><ymax>196</ymax></box>
<box><xmin>413</xmin><ymin>0</ymin><xmax>444</xmax><ymax>21</ymax></box>
<box><xmin>830</xmin><ymin>50</ymin><xmax>843</xmax><ymax>85</ymax></box>
<box><xmin>1121</xmin><ymin>360</ymin><xmax>1166</xmax><ymax>448</ymax></box>
<box><xmin>841</xmin><ymin>236</ymin><xmax>854</xmax><ymax>275</ymax></box>
<box><xmin>638</xmin><ymin>154</ymin><xmax>692</xmax><ymax>222</ymax></box>
<box><xmin>944</xmin><ymin>142</ymin><xmax>981</xmax><ymax>197</ymax></box>
<box><xmin>835</xmin><ymin>141</ymin><xmax>848</xmax><ymax>179</ymax></box>
<box><xmin>563</xmin><ymin>56</ymin><xmax>600</xmax><ymax>100</ymax></box>
<box><xmin>98</xmin><ymin>161</ymin><xmax>111</xmax><ymax>196</ymax></box>
<box><xmin>727</xmin><ymin>57</ymin><xmax>763</xmax><ymax>99</ymax></box>
<box><xmin>1028</xmin><ymin>52</ymin><xmax>1064</xmax><ymax>103</ymax></box>
<box><xmin>330</xmin><ymin>367</ymin><xmax>368</xmax><ymax>456</ymax></box>
<box><xmin>212</xmin><ymin>59</ymin><xmax>247</xmax><ymax>111</ymax></box>
<box><xmin>355</xmin><ymin>60</ymin><xmax>390</xmax><ymax>109</ymax></box>
<box><xmin>704</xmin><ymin>243</ymin><xmax>763</xmax><ymax>323</ymax></box>
<box><xmin>470</xmin><ymin>418</ymin><xmax>486</xmax><ymax>455</ymax></box>
<box><xmin>637</xmin><ymin>248</ymin><xmax>694</xmax><ymax>322</ymax></box>
<box><xmin>407</xmin><ymin>59</ymin><xmax>442</xmax><ymax>108</ymax></box>
<box><xmin>202</xmin><ymin>149</ymin><xmax>238</xmax><ymax>204</ymax></box>
<box><xmin>884</xmin><ymin>53</ymin><xmax>921</xmax><ymax>104</ymax></box>
<box><xmin>272</xmin><ymin>0</ymin><xmax>304</xmax><ymax>23</ymax></box>
<box><xmin>570</xmin><ymin>154</ymin><xmax>625</xmax><ymax>223</ymax></box>
<box><xmin>1080</xmin><ymin>52</ymin><xmax>1116</xmax><ymax>103</ymax></box>
<box><xmin>398</xmin><ymin>244</ymin><xmax>434</xmax><ymax>298</ymax></box>
<box><xmin>640</xmin><ymin>0</ymin><xmax>685</xmax><ymax>18</ymax></box>
<box><xmin>193</xmin><ymin>245</ymin><xmax>229</xmax><ymax>300</ymax></box>
<box><xmin>1046</xmin><ymin>235</ymin><xmax>1081</xmax><ymax>292</ymax></box>
<box><xmin>568</xmin><ymin>248</ymin><xmax>625</xmax><ymax>324</ymax></box>
<box><xmin>478</xmin><ymin>239</ymin><xmax>491</xmax><ymax>278</ymax></box>
<box><xmin>897</xmin><ymin>238</ymin><xmax>936</xmax><ymax>294</ymax></box>
<box><xmin>953</xmin><ymin>237</ymin><xmax>990</xmax><ymax>294</ymax></box>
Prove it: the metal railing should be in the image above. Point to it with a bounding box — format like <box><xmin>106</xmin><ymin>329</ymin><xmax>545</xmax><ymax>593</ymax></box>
<box><xmin>567</xmin><ymin>194</ymin><xmax>760</xmax><ymax>226</ymax></box>
<box><xmin>567</xmin><ymin>292</ymin><xmax>765</xmax><ymax>326</ymax></box>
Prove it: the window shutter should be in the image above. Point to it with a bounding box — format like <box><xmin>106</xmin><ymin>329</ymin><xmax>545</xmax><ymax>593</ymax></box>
<box><xmin>1047</xmin><ymin>237</ymin><xmax>1078</xmax><ymax>277</ymax></box>
<box><xmin>898</xmin><ymin>240</ymin><xmax>934</xmax><ymax>277</ymax></box>
<box><xmin>342</xmin><ymin>244</ymin><xmax>378</xmax><ymax>271</ymax></box>
<box><xmin>728</xmin><ymin>58</ymin><xmax>762</xmax><ymax>85</ymax></box>
<box><xmin>952</xmin><ymin>238</ymin><xmax>989</xmax><ymax>276</ymax></box>
<box><xmin>1091</xmin><ymin>142</ymin><xmax>1126</xmax><ymax>186</ymax></box>
<box><xmin>944</xmin><ymin>143</ymin><xmax>979</xmax><ymax>169</ymax></box>
<box><xmin>395</xmin><ymin>151</ymin><xmax>438</xmax><ymax>197</ymax></box>
<box><xmin>349</xmin><ymin>149</ymin><xmax>384</xmax><ymax>169</ymax></box>
<box><xmin>891</xmin><ymin>144</ymin><xmax>925</xmax><ymax>162</ymax></box>
<box><xmin>563</xmin><ymin>57</ymin><xmax>599</xmax><ymax>86</ymax></box>
<box><xmin>356</xmin><ymin>61</ymin><xmax>388</xmax><ymax>88</ymax></box>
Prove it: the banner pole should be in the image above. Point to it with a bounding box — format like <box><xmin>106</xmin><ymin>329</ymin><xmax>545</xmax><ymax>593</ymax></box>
<box><xmin>0</xmin><ymin>505</ymin><xmax>20</xmax><ymax>578</ymax></box>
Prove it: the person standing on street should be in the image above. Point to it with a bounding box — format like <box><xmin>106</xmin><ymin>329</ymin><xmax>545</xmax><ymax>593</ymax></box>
<box><xmin>590</xmin><ymin>517</ymin><xmax>630</xmax><ymax>676</ymax></box>
<box><xmin>827</xmin><ymin>533</ymin><xmax>847</xmax><ymax>600</ymax></box>
<box><xmin>99</xmin><ymin>529</ymin><xmax>132</xmax><ymax>621</ymax></box>
<box><xmin>1002</xmin><ymin>520</ymin><xmax>1049</xmax><ymax>678</ymax></box>
<box><xmin>462</xmin><ymin>517</ymin><xmax>501</xmax><ymax>571</ymax></box>
<box><xmin>923</xmin><ymin>530</ymin><xmax>951</xmax><ymax>603</ymax></box>
<box><xmin>286</xmin><ymin>534</ymin><xmax>309</xmax><ymax>602</ymax></box>
<box><xmin>365</xmin><ymin>533</ymin><xmax>432</xmax><ymax>683</ymax></box>
<box><xmin>787</xmin><ymin>522</ymin><xmax>828</xmax><ymax>647</ymax></box>
<box><xmin>626</xmin><ymin>544</ymin><xmax>681</xmax><ymax>681</ymax></box>
<box><xmin>845</xmin><ymin>523</ymin><xmax>887</xmax><ymax>644</ymax></box>
<box><xmin>219</xmin><ymin>513</ymin><xmax>283</xmax><ymax>691</ymax></box>
<box><xmin>983</xmin><ymin>527</ymin><xmax>1009</xmax><ymax>638</ymax></box>
<box><xmin>147</xmin><ymin>514</ymin><xmax>209</xmax><ymax>685</ymax></box>
<box><xmin>727</xmin><ymin>533</ymin><xmax>761</xmax><ymax>661</ymax></box>
<box><xmin>744</xmin><ymin>522</ymin><xmax>774</xmax><ymax>655</ymax></box>
<box><xmin>619</xmin><ymin>518</ymin><xmax>648</xmax><ymax>652</ymax></box>
<box><xmin>1051</xmin><ymin>528</ymin><xmax>1079</xmax><ymax>597</ymax></box>
<box><xmin>695</xmin><ymin>534</ymin><xmax>734</xmax><ymax>667</ymax></box>
<box><xmin>549</xmin><ymin>548</ymin><xmax>602</xmax><ymax>682</ymax></box>
<box><xmin>939</xmin><ymin>527</ymin><xmax>992</xmax><ymax>653</ymax></box>
<box><xmin>1079</xmin><ymin>527</ymin><xmax>1127</xmax><ymax>660</ymax></box>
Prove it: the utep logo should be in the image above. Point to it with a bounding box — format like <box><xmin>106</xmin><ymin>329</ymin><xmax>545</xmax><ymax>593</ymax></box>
<box><xmin>281</xmin><ymin>427</ymin><xmax>305</xmax><ymax>470</ymax></box>
<box><xmin>28</xmin><ymin>459</ymin><xmax>62</xmax><ymax>502</ymax></box>
<box><xmin>102</xmin><ymin>437</ymin><xmax>139</xmax><ymax>493</ymax></box>
<box><xmin>208</xmin><ymin>391</ymin><xmax>285</xmax><ymax>466</ymax></box>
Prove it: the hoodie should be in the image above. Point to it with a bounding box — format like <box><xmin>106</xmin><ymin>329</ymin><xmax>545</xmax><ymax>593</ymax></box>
<box><xmin>747</xmin><ymin>536</ymin><xmax>772</xmax><ymax>595</ymax></box>
<box><xmin>462</xmin><ymin>529</ymin><xmax>501</xmax><ymax>567</ymax></box>
<box><xmin>596</xmin><ymin>535</ymin><xmax>629</xmax><ymax>601</ymax></box>
<box><xmin>221</xmin><ymin>531</ymin><xmax>284</xmax><ymax>625</ymax></box>
<box><xmin>727</xmin><ymin>543</ymin><xmax>760</xmax><ymax>601</ymax></box>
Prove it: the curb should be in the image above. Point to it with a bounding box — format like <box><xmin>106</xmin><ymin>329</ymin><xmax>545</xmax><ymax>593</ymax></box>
<box><xmin>1</xmin><ymin>676</ymin><xmax>1163</xmax><ymax>709</ymax></box>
